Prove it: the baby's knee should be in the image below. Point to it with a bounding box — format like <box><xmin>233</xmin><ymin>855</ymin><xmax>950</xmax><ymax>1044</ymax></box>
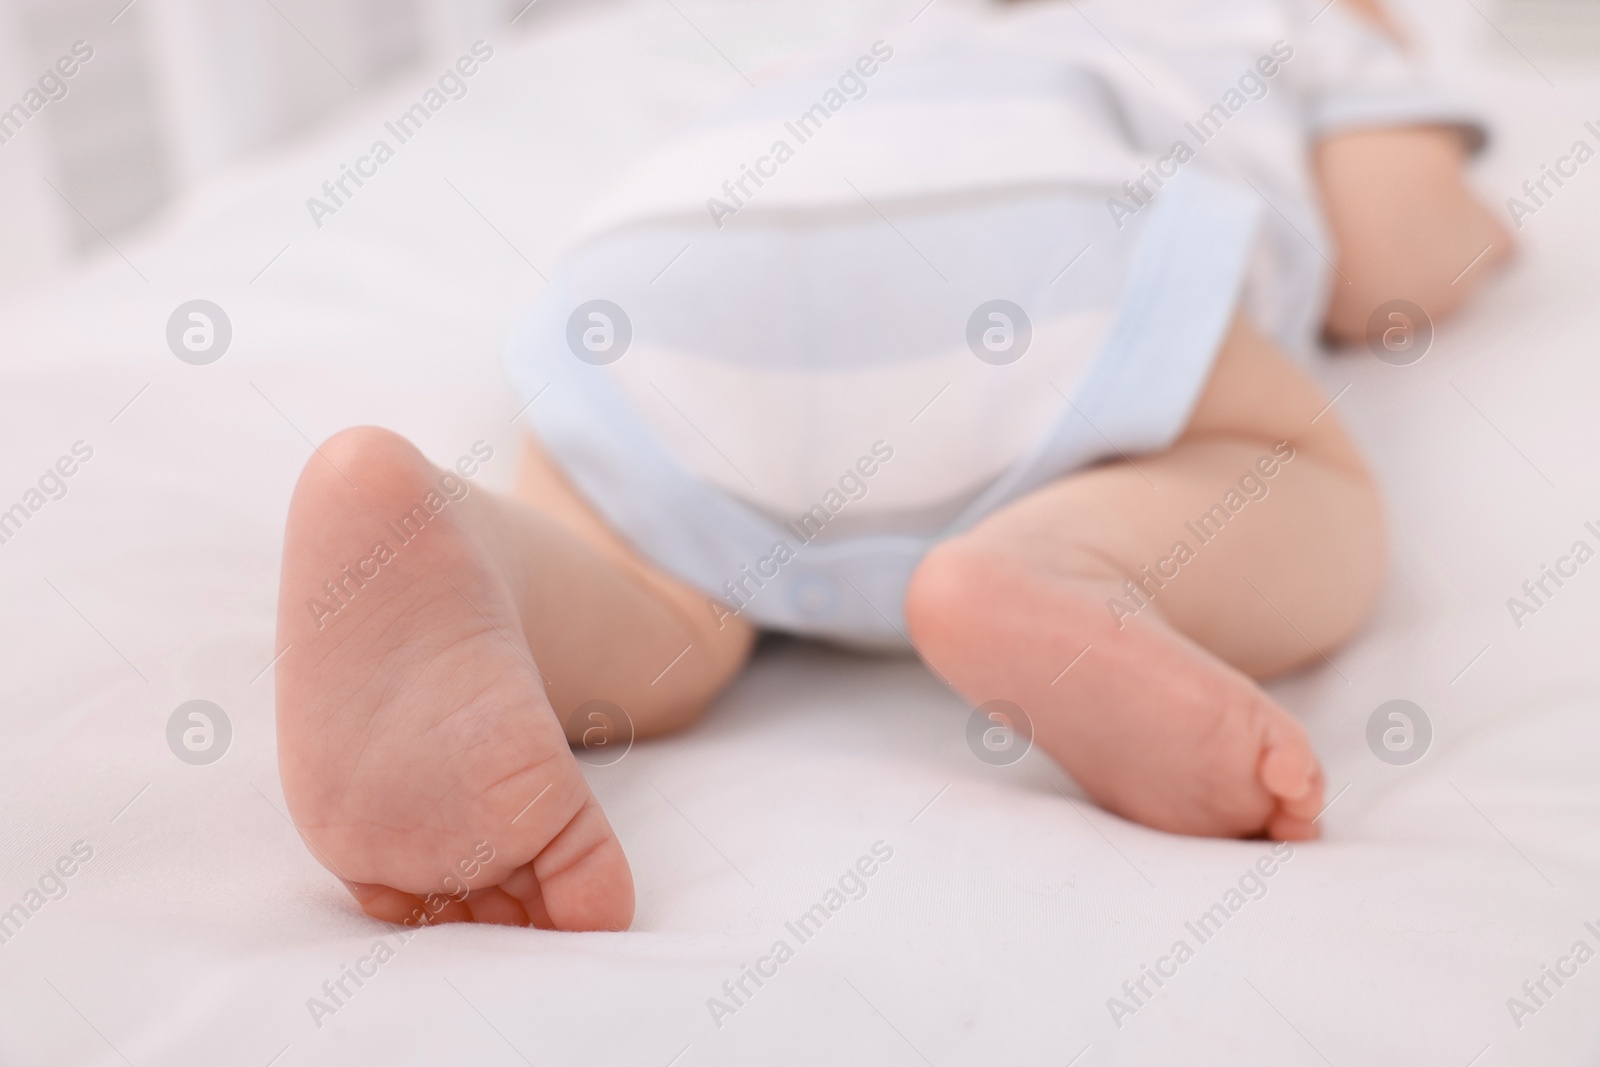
<box><xmin>1321</xmin><ymin>459</ymin><xmax>1388</xmax><ymax>623</ymax></box>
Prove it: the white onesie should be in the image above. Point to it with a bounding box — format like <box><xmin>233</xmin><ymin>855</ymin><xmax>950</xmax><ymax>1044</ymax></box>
<box><xmin>507</xmin><ymin>0</ymin><xmax>1482</xmax><ymax>646</ymax></box>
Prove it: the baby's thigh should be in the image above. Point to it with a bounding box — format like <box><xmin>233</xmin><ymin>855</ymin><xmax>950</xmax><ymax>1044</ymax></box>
<box><xmin>512</xmin><ymin>434</ymin><xmax>756</xmax><ymax>736</ymax></box>
<box><xmin>928</xmin><ymin>313</ymin><xmax>1376</xmax><ymax>588</ymax></box>
<box><xmin>907</xmin><ymin>315</ymin><xmax>1384</xmax><ymax>669</ymax></box>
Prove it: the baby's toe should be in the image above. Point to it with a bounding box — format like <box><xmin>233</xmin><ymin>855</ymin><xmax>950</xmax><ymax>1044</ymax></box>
<box><xmin>1266</xmin><ymin>766</ymin><xmax>1325</xmax><ymax>840</ymax></box>
<box><xmin>499</xmin><ymin>861</ymin><xmax>552</xmax><ymax>928</ymax></box>
<box><xmin>1252</xmin><ymin>709</ymin><xmax>1324</xmax><ymax>840</ymax></box>
<box><xmin>1277</xmin><ymin>764</ymin><xmax>1326</xmax><ymax>822</ymax></box>
<box><xmin>462</xmin><ymin>886</ymin><xmax>531</xmax><ymax>926</ymax></box>
<box><xmin>344</xmin><ymin>882</ymin><xmax>423</xmax><ymax>925</ymax></box>
<box><xmin>1257</xmin><ymin>717</ymin><xmax>1321</xmax><ymax>806</ymax></box>
<box><xmin>1266</xmin><ymin>810</ymin><xmax>1321</xmax><ymax>841</ymax></box>
<box><xmin>345</xmin><ymin>881</ymin><xmax>472</xmax><ymax>925</ymax></box>
<box><xmin>527</xmin><ymin>797</ymin><xmax>634</xmax><ymax>932</ymax></box>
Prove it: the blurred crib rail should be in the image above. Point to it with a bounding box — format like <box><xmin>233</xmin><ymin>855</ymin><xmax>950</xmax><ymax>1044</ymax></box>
<box><xmin>0</xmin><ymin>0</ymin><xmax>1591</xmax><ymax>299</ymax></box>
<box><xmin>0</xmin><ymin>0</ymin><xmax>599</xmax><ymax>297</ymax></box>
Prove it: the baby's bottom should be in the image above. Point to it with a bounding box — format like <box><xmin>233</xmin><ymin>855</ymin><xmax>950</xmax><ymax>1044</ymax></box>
<box><xmin>272</xmin><ymin>315</ymin><xmax>1381</xmax><ymax>930</ymax></box>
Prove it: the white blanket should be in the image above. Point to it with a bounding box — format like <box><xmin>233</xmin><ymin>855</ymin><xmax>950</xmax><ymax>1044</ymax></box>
<box><xmin>2</xmin><ymin>2</ymin><xmax>1599</xmax><ymax>1064</ymax></box>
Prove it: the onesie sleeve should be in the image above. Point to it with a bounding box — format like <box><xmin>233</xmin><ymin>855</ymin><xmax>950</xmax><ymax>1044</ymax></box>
<box><xmin>1279</xmin><ymin>0</ymin><xmax>1488</xmax><ymax>151</ymax></box>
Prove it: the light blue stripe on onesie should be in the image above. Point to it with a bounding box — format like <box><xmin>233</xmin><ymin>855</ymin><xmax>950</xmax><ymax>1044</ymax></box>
<box><xmin>506</xmin><ymin>169</ymin><xmax>1259</xmax><ymax>649</ymax></box>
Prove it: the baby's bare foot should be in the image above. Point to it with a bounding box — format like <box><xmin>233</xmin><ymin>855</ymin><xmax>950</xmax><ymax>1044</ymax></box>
<box><xmin>908</xmin><ymin>545</ymin><xmax>1325</xmax><ymax>840</ymax></box>
<box><xmin>275</xmin><ymin>427</ymin><xmax>633</xmax><ymax>930</ymax></box>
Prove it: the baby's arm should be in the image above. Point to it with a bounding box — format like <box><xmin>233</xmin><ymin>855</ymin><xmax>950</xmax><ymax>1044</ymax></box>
<box><xmin>1340</xmin><ymin>0</ymin><xmax>1408</xmax><ymax>43</ymax></box>
<box><xmin>1296</xmin><ymin>0</ymin><xmax>1511</xmax><ymax>342</ymax></box>
<box><xmin>1314</xmin><ymin>125</ymin><xmax>1512</xmax><ymax>345</ymax></box>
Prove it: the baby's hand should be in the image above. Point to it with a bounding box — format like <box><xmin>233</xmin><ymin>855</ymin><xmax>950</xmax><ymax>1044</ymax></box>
<box><xmin>1314</xmin><ymin>126</ymin><xmax>1514</xmax><ymax>349</ymax></box>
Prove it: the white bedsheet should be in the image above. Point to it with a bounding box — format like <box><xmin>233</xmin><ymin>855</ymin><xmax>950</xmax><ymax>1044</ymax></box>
<box><xmin>3</xmin><ymin>2</ymin><xmax>1600</xmax><ymax>1064</ymax></box>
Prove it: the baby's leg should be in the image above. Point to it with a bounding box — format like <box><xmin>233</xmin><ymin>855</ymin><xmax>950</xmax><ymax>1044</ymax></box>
<box><xmin>906</xmin><ymin>315</ymin><xmax>1383</xmax><ymax>839</ymax></box>
<box><xmin>1316</xmin><ymin>126</ymin><xmax>1513</xmax><ymax>344</ymax></box>
<box><xmin>275</xmin><ymin>428</ymin><xmax>754</xmax><ymax>929</ymax></box>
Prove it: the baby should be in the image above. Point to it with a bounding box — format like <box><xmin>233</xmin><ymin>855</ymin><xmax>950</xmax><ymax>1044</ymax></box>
<box><xmin>274</xmin><ymin>0</ymin><xmax>1509</xmax><ymax>930</ymax></box>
